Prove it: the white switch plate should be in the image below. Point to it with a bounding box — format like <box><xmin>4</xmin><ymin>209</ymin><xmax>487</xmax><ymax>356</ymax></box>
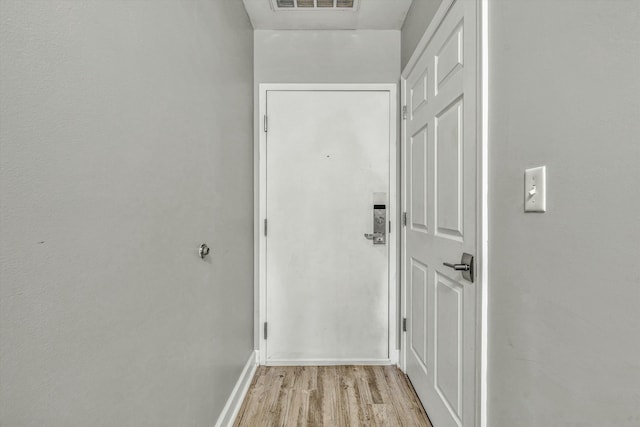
<box><xmin>524</xmin><ymin>166</ymin><xmax>546</xmax><ymax>212</ymax></box>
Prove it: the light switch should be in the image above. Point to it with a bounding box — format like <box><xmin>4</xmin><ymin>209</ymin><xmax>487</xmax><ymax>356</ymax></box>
<box><xmin>524</xmin><ymin>166</ymin><xmax>546</xmax><ymax>212</ymax></box>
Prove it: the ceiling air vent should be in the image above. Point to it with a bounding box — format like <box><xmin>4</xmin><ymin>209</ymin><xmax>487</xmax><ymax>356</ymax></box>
<box><xmin>272</xmin><ymin>0</ymin><xmax>358</xmax><ymax>10</ymax></box>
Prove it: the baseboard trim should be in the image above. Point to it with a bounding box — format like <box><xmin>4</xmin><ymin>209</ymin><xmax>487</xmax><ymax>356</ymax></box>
<box><xmin>214</xmin><ymin>350</ymin><xmax>258</xmax><ymax>427</ymax></box>
<box><xmin>265</xmin><ymin>358</ymin><xmax>394</xmax><ymax>366</ymax></box>
<box><xmin>391</xmin><ymin>349</ymin><xmax>400</xmax><ymax>366</ymax></box>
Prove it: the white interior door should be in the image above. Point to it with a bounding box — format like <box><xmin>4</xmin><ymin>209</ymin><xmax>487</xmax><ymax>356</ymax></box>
<box><xmin>263</xmin><ymin>89</ymin><xmax>394</xmax><ymax>364</ymax></box>
<box><xmin>403</xmin><ymin>0</ymin><xmax>478</xmax><ymax>425</ymax></box>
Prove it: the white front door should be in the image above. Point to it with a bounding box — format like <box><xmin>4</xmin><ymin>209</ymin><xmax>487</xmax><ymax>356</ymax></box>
<box><xmin>403</xmin><ymin>0</ymin><xmax>478</xmax><ymax>425</ymax></box>
<box><xmin>262</xmin><ymin>88</ymin><xmax>395</xmax><ymax>364</ymax></box>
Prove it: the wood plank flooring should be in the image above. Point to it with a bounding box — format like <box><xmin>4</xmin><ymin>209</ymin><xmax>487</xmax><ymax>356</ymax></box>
<box><xmin>233</xmin><ymin>365</ymin><xmax>432</xmax><ymax>427</ymax></box>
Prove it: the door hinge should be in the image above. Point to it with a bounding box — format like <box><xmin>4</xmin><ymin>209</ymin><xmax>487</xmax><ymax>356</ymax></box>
<box><xmin>403</xmin><ymin>212</ymin><xmax>408</xmax><ymax>226</ymax></box>
<box><xmin>403</xmin><ymin>318</ymin><xmax>407</xmax><ymax>332</ymax></box>
<box><xmin>263</xmin><ymin>115</ymin><xmax>268</xmax><ymax>133</ymax></box>
<box><xmin>264</xmin><ymin>218</ymin><xmax>268</xmax><ymax>236</ymax></box>
<box><xmin>402</xmin><ymin>105</ymin><xmax>407</xmax><ymax>120</ymax></box>
<box><xmin>264</xmin><ymin>322</ymin><xmax>268</xmax><ymax>340</ymax></box>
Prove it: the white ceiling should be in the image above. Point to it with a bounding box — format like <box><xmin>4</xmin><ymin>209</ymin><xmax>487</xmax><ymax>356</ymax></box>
<box><xmin>242</xmin><ymin>0</ymin><xmax>413</xmax><ymax>30</ymax></box>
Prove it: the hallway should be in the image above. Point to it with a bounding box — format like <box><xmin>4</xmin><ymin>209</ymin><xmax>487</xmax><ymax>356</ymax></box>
<box><xmin>1</xmin><ymin>1</ymin><xmax>639</xmax><ymax>426</ymax></box>
<box><xmin>234</xmin><ymin>366</ymin><xmax>431</xmax><ymax>426</ymax></box>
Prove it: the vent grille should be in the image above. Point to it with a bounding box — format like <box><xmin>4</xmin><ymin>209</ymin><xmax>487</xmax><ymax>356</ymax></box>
<box><xmin>316</xmin><ymin>0</ymin><xmax>334</xmax><ymax>7</ymax></box>
<box><xmin>273</xmin><ymin>0</ymin><xmax>357</xmax><ymax>10</ymax></box>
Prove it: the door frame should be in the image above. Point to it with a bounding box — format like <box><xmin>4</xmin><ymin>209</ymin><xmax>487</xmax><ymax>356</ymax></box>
<box><xmin>256</xmin><ymin>83</ymin><xmax>399</xmax><ymax>366</ymax></box>
<box><xmin>399</xmin><ymin>0</ymin><xmax>488</xmax><ymax>426</ymax></box>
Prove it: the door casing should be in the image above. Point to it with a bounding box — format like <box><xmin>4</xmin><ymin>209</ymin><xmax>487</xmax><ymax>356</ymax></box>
<box><xmin>256</xmin><ymin>83</ymin><xmax>398</xmax><ymax>366</ymax></box>
<box><xmin>400</xmin><ymin>0</ymin><xmax>488</xmax><ymax>426</ymax></box>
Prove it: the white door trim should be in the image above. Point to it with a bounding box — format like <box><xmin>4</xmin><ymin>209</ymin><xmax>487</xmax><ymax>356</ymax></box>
<box><xmin>256</xmin><ymin>83</ymin><xmax>398</xmax><ymax>366</ymax></box>
<box><xmin>400</xmin><ymin>1</ymin><xmax>488</xmax><ymax>426</ymax></box>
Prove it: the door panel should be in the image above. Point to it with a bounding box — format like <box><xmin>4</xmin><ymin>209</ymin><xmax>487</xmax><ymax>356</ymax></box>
<box><xmin>410</xmin><ymin>258</ymin><xmax>428</xmax><ymax>366</ymax></box>
<box><xmin>435</xmin><ymin>273</ymin><xmax>463</xmax><ymax>420</ymax></box>
<box><xmin>403</xmin><ymin>0</ymin><xmax>477</xmax><ymax>426</ymax></box>
<box><xmin>411</xmin><ymin>71</ymin><xmax>429</xmax><ymax>115</ymax></box>
<box><xmin>411</xmin><ymin>126</ymin><xmax>429</xmax><ymax>232</ymax></box>
<box><xmin>265</xmin><ymin>90</ymin><xmax>391</xmax><ymax>363</ymax></box>
<box><xmin>436</xmin><ymin>98</ymin><xmax>463</xmax><ymax>239</ymax></box>
<box><xmin>436</xmin><ymin>24</ymin><xmax>464</xmax><ymax>91</ymax></box>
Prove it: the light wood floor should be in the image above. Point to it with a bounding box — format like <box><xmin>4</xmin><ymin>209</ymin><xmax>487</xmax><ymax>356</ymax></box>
<box><xmin>233</xmin><ymin>365</ymin><xmax>432</xmax><ymax>427</ymax></box>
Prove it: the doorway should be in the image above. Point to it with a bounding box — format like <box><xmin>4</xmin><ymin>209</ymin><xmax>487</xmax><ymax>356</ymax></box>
<box><xmin>257</xmin><ymin>84</ymin><xmax>398</xmax><ymax>365</ymax></box>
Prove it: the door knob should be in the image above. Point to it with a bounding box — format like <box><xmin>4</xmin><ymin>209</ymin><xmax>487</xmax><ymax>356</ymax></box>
<box><xmin>443</xmin><ymin>252</ymin><xmax>474</xmax><ymax>282</ymax></box>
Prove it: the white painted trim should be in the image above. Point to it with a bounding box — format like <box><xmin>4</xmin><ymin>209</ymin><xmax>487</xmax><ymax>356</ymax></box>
<box><xmin>388</xmin><ymin>83</ymin><xmax>399</xmax><ymax>372</ymax></box>
<box><xmin>400</xmin><ymin>76</ymin><xmax>408</xmax><ymax>374</ymax></box>
<box><xmin>256</xmin><ymin>83</ymin><xmax>398</xmax><ymax>366</ymax></box>
<box><xmin>258</xmin><ymin>83</ymin><xmax>398</xmax><ymax>92</ymax></box>
<box><xmin>477</xmin><ymin>2</ymin><xmax>489</xmax><ymax>427</ymax></box>
<box><xmin>399</xmin><ymin>1</ymin><xmax>488</xmax><ymax>426</ymax></box>
<box><xmin>266</xmin><ymin>358</ymin><xmax>395</xmax><ymax>367</ymax></box>
<box><xmin>214</xmin><ymin>350</ymin><xmax>258</xmax><ymax>427</ymax></box>
<box><xmin>266</xmin><ymin>350</ymin><xmax>399</xmax><ymax>367</ymax></box>
<box><xmin>391</xmin><ymin>349</ymin><xmax>400</xmax><ymax>367</ymax></box>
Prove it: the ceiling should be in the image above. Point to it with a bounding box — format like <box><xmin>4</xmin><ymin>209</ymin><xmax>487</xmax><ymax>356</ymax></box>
<box><xmin>242</xmin><ymin>0</ymin><xmax>414</xmax><ymax>30</ymax></box>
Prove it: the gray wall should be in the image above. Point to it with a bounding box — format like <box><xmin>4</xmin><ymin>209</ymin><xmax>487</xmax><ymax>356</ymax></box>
<box><xmin>253</xmin><ymin>29</ymin><xmax>401</xmax><ymax>349</ymax></box>
<box><xmin>488</xmin><ymin>0</ymin><xmax>640</xmax><ymax>425</ymax></box>
<box><xmin>0</xmin><ymin>1</ymin><xmax>254</xmax><ymax>426</ymax></box>
<box><xmin>400</xmin><ymin>0</ymin><xmax>443</xmax><ymax>70</ymax></box>
<box><xmin>254</xmin><ymin>30</ymin><xmax>401</xmax><ymax>85</ymax></box>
